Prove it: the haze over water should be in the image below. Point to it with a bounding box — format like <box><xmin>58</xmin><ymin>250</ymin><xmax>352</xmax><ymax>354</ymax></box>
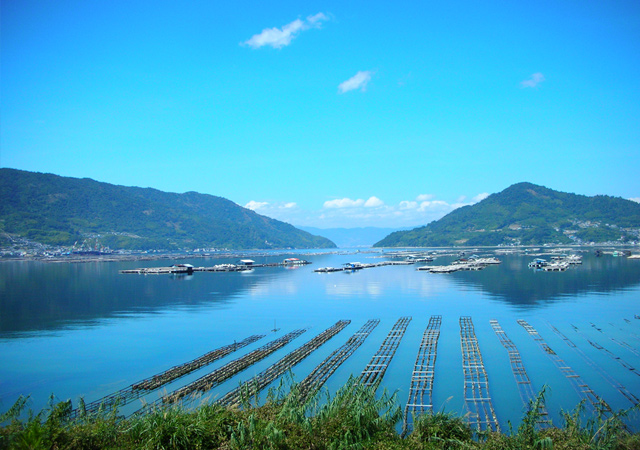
<box><xmin>1</xmin><ymin>250</ymin><xmax>639</xmax><ymax>430</ymax></box>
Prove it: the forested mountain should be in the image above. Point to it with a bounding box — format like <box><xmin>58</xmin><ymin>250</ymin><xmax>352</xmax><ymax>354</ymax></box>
<box><xmin>375</xmin><ymin>182</ymin><xmax>640</xmax><ymax>247</ymax></box>
<box><xmin>0</xmin><ymin>169</ymin><xmax>336</xmax><ymax>250</ymax></box>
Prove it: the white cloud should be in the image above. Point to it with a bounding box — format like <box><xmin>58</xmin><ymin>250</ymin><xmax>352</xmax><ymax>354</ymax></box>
<box><xmin>416</xmin><ymin>194</ymin><xmax>434</xmax><ymax>202</ymax></box>
<box><xmin>338</xmin><ymin>70</ymin><xmax>372</xmax><ymax>93</ymax></box>
<box><xmin>243</xmin><ymin>13</ymin><xmax>328</xmax><ymax>49</ymax></box>
<box><xmin>521</xmin><ymin>72</ymin><xmax>545</xmax><ymax>88</ymax></box>
<box><xmin>245</xmin><ymin>200</ymin><xmax>269</xmax><ymax>210</ymax></box>
<box><xmin>307</xmin><ymin>12</ymin><xmax>328</xmax><ymax>25</ymax></box>
<box><xmin>364</xmin><ymin>196</ymin><xmax>384</xmax><ymax>207</ymax></box>
<box><xmin>629</xmin><ymin>197</ymin><xmax>640</xmax><ymax>203</ymax></box>
<box><xmin>399</xmin><ymin>201</ymin><xmax>418</xmax><ymax>210</ymax></box>
<box><xmin>323</xmin><ymin>198</ymin><xmax>365</xmax><ymax>208</ymax></box>
<box><xmin>244</xmin><ymin>191</ymin><xmax>495</xmax><ymax>229</ymax></box>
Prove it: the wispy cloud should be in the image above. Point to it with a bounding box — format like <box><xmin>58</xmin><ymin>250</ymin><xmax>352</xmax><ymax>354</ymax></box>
<box><xmin>338</xmin><ymin>71</ymin><xmax>373</xmax><ymax>93</ymax></box>
<box><xmin>324</xmin><ymin>198</ymin><xmax>365</xmax><ymax>208</ymax></box>
<box><xmin>521</xmin><ymin>72</ymin><xmax>545</xmax><ymax>88</ymax></box>
<box><xmin>243</xmin><ymin>13</ymin><xmax>329</xmax><ymax>49</ymax></box>
<box><xmin>245</xmin><ymin>192</ymin><xmax>490</xmax><ymax>228</ymax></box>
<box><xmin>245</xmin><ymin>200</ymin><xmax>269</xmax><ymax>210</ymax></box>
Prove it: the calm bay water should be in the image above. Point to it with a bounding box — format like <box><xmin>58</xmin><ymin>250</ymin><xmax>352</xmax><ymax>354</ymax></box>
<box><xmin>1</xmin><ymin>250</ymin><xmax>639</xmax><ymax>429</ymax></box>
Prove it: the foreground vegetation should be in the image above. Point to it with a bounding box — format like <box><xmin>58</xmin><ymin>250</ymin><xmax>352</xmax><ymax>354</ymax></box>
<box><xmin>1</xmin><ymin>378</ymin><xmax>638</xmax><ymax>450</ymax></box>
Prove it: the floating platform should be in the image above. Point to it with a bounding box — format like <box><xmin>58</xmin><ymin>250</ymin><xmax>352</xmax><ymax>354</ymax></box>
<box><xmin>460</xmin><ymin>316</ymin><xmax>500</xmax><ymax>432</ymax></box>
<box><xmin>403</xmin><ymin>315</ymin><xmax>441</xmax><ymax>435</ymax></box>
<box><xmin>218</xmin><ymin>320</ymin><xmax>351</xmax><ymax>408</ymax></box>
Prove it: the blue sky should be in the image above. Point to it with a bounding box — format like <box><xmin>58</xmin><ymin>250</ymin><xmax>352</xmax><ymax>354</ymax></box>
<box><xmin>2</xmin><ymin>0</ymin><xmax>639</xmax><ymax>228</ymax></box>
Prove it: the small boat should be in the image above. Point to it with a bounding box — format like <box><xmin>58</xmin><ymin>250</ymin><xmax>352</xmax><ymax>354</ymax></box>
<box><xmin>314</xmin><ymin>267</ymin><xmax>342</xmax><ymax>273</ymax></box>
<box><xmin>528</xmin><ymin>258</ymin><xmax>548</xmax><ymax>268</ymax></box>
<box><xmin>283</xmin><ymin>258</ymin><xmax>311</xmax><ymax>265</ymax></box>
<box><xmin>343</xmin><ymin>262</ymin><xmax>364</xmax><ymax>271</ymax></box>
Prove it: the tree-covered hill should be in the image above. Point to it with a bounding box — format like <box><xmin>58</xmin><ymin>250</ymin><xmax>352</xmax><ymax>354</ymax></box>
<box><xmin>0</xmin><ymin>169</ymin><xmax>336</xmax><ymax>250</ymax></box>
<box><xmin>375</xmin><ymin>182</ymin><xmax>640</xmax><ymax>247</ymax></box>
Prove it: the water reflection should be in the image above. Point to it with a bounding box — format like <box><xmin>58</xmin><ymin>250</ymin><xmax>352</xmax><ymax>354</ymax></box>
<box><xmin>445</xmin><ymin>254</ymin><xmax>640</xmax><ymax>308</ymax></box>
<box><xmin>0</xmin><ymin>259</ymin><xmax>297</xmax><ymax>337</ymax></box>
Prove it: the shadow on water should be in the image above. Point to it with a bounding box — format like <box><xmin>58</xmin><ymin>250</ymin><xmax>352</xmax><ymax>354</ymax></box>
<box><xmin>0</xmin><ymin>258</ymin><xmax>295</xmax><ymax>337</ymax></box>
<box><xmin>446</xmin><ymin>253</ymin><xmax>640</xmax><ymax>309</ymax></box>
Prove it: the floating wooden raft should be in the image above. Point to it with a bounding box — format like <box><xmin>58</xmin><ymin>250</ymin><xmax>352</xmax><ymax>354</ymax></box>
<box><xmin>490</xmin><ymin>319</ymin><xmax>548</xmax><ymax>425</ymax></box>
<box><xmin>132</xmin><ymin>334</ymin><xmax>266</xmax><ymax>391</ymax></box>
<box><xmin>160</xmin><ymin>328</ymin><xmax>308</xmax><ymax>405</ymax></box>
<box><xmin>460</xmin><ymin>316</ymin><xmax>500</xmax><ymax>432</ymax></box>
<box><xmin>517</xmin><ymin>320</ymin><xmax>612</xmax><ymax>415</ymax></box>
<box><xmin>297</xmin><ymin>319</ymin><xmax>380</xmax><ymax>403</ymax></box>
<box><xmin>590</xmin><ymin>321</ymin><xmax>640</xmax><ymax>358</ymax></box>
<box><xmin>403</xmin><ymin>315</ymin><xmax>442</xmax><ymax>436</ymax></box>
<box><xmin>71</xmin><ymin>333</ymin><xmax>265</xmax><ymax>418</ymax></box>
<box><xmin>548</xmin><ymin>324</ymin><xmax>639</xmax><ymax>406</ymax></box>
<box><xmin>218</xmin><ymin>320</ymin><xmax>351</xmax><ymax>407</ymax></box>
<box><xmin>359</xmin><ymin>316</ymin><xmax>412</xmax><ymax>387</ymax></box>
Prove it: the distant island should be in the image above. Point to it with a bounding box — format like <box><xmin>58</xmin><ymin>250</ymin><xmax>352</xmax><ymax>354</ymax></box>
<box><xmin>375</xmin><ymin>182</ymin><xmax>640</xmax><ymax>247</ymax></box>
<box><xmin>0</xmin><ymin>169</ymin><xmax>336</xmax><ymax>253</ymax></box>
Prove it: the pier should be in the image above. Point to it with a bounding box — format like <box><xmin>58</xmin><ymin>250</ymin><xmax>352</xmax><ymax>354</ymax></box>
<box><xmin>218</xmin><ymin>320</ymin><xmax>351</xmax><ymax>407</ymax></box>
<box><xmin>121</xmin><ymin>259</ymin><xmax>312</xmax><ymax>274</ymax></box>
<box><xmin>403</xmin><ymin>315</ymin><xmax>441</xmax><ymax>435</ymax></box>
<box><xmin>460</xmin><ymin>316</ymin><xmax>500</xmax><ymax>432</ymax></box>
<box><xmin>359</xmin><ymin>316</ymin><xmax>412</xmax><ymax>387</ymax></box>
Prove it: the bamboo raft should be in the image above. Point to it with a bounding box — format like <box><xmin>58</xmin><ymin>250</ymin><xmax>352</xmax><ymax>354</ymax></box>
<box><xmin>571</xmin><ymin>325</ymin><xmax>640</xmax><ymax>377</ymax></box>
<box><xmin>548</xmin><ymin>324</ymin><xmax>639</xmax><ymax>406</ymax></box>
<box><xmin>517</xmin><ymin>320</ymin><xmax>612</xmax><ymax>415</ymax></box>
<box><xmin>160</xmin><ymin>328</ymin><xmax>308</xmax><ymax>405</ymax></box>
<box><xmin>70</xmin><ymin>333</ymin><xmax>265</xmax><ymax>418</ymax></box>
<box><xmin>490</xmin><ymin>320</ymin><xmax>548</xmax><ymax>425</ymax></box>
<box><xmin>460</xmin><ymin>316</ymin><xmax>500</xmax><ymax>432</ymax></box>
<box><xmin>590</xmin><ymin>322</ymin><xmax>640</xmax><ymax>358</ymax></box>
<box><xmin>359</xmin><ymin>316</ymin><xmax>412</xmax><ymax>387</ymax></box>
<box><xmin>297</xmin><ymin>319</ymin><xmax>380</xmax><ymax>403</ymax></box>
<box><xmin>132</xmin><ymin>335</ymin><xmax>266</xmax><ymax>391</ymax></box>
<box><xmin>403</xmin><ymin>315</ymin><xmax>442</xmax><ymax>435</ymax></box>
<box><xmin>218</xmin><ymin>320</ymin><xmax>351</xmax><ymax>407</ymax></box>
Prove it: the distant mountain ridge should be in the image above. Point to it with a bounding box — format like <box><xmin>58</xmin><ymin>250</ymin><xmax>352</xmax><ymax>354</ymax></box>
<box><xmin>0</xmin><ymin>169</ymin><xmax>336</xmax><ymax>250</ymax></box>
<box><xmin>374</xmin><ymin>182</ymin><xmax>640</xmax><ymax>247</ymax></box>
<box><xmin>299</xmin><ymin>226</ymin><xmax>409</xmax><ymax>248</ymax></box>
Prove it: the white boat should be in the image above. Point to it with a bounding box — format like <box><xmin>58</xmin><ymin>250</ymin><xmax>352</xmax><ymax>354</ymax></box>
<box><xmin>528</xmin><ymin>258</ymin><xmax>548</xmax><ymax>268</ymax></box>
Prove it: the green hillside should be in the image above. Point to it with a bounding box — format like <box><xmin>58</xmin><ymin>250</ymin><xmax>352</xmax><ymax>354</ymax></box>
<box><xmin>0</xmin><ymin>169</ymin><xmax>336</xmax><ymax>250</ymax></box>
<box><xmin>375</xmin><ymin>182</ymin><xmax>640</xmax><ymax>247</ymax></box>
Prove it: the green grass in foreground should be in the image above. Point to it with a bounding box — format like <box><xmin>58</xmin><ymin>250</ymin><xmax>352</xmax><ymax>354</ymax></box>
<box><xmin>1</xmin><ymin>377</ymin><xmax>639</xmax><ymax>450</ymax></box>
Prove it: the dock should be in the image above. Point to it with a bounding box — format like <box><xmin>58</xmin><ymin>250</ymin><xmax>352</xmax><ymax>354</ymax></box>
<box><xmin>121</xmin><ymin>259</ymin><xmax>312</xmax><ymax>274</ymax></box>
